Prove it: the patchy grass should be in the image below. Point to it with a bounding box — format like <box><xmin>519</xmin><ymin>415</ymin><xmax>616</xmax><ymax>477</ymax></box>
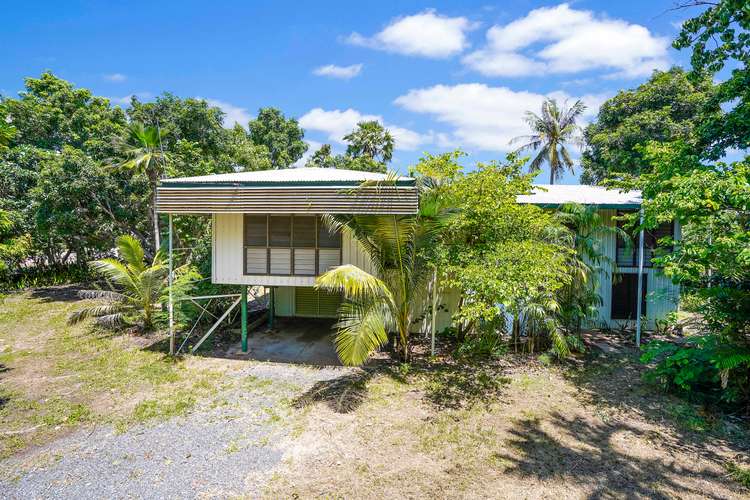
<box><xmin>267</xmin><ymin>350</ymin><xmax>750</xmax><ymax>499</ymax></box>
<box><xmin>725</xmin><ymin>462</ymin><xmax>750</xmax><ymax>490</ymax></box>
<box><xmin>0</xmin><ymin>288</ymin><xmax>232</xmax><ymax>459</ymax></box>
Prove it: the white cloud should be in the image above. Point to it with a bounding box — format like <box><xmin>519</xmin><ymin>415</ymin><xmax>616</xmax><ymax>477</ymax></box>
<box><xmin>299</xmin><ymin>108</ymin><xmax>429</xmax><ymax>151</ymax></box>
<box><xmin>346</xmin><ymin>10</ymin><xmax>476</xmax><ymax>58</ymax></box>
<box><xmin>313</xmin><ymin>63</ymin><xmax>363</xmax><ymax>79</ymax></box>
<box><xmin>205</xmin><ymin>98</ymin><xmax>251</xmax><ymax>128</ymax></box>
<box><xmin>103</xmin><ymin>73</ymin><xmax>127</xmax><ymax>82</ymax></box>
<box><xmin>462</xmin><ymin>3</ymin><xmax>670</xmax><ymax>78</ymax></box>
<box><xmin>394</xmin><ymin>83</ymin><xmax>608</xmax><ymax>151</ymax></box>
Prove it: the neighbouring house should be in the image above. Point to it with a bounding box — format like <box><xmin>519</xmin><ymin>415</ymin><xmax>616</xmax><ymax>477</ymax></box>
<box><xmin>156</xmin><ymin>168</ymin><xmax>679</xmax><ymax>353</ymax></box>
<box><xmin>518</xmin><ymin>184</ymin><xmax>680</xmax><ymax>330</ymax></box>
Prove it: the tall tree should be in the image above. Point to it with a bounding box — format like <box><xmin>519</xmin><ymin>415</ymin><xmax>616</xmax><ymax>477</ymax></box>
<box><xmin>511</xmin><ymin>98</ymin><xmax>586</xmax><ymax>184</ymax></box>
<box><xmin>305</xmin><ymin>143</ymin><xmax>348</xmax><ymax>169</ymax></box>
<box><xmin>344</xmin><ymin>121</ymin><xmax>394</xmax><ymax>169</ymax></box>
<box><xmin>113</xmin><ymin>123</ymin><xmax>170</xmax><ymax>251</ymax></box>
<box><xmin>248</xmin><ymin>107</ymin><xmax>307</xmax><ymax>168</ymax></box>
<box><xmin>674</xmin><ymin>0</ymin><xmax>750</xmax><ymax>159</ymax></box>
<box><xmin>581</xmin><ymin>68</ymin><xmax>719</xmax><ymax>184</ymax></box>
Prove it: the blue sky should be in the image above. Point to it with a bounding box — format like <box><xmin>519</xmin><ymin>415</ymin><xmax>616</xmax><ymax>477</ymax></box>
<box><xmin>1</xmin><ymin>1</ymin><xmax>696</xmax><ymax>183</ymax></box>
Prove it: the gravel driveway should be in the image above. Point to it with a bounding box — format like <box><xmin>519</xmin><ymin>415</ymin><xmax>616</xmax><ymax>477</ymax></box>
<box><xmin>0</xmin><ymin>362</ymin><xmax>347</xmax><ymax>499</ymax></box>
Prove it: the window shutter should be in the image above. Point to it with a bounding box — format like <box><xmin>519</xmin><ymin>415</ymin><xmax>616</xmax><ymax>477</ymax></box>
<box><xmin>244</xmin><ymin>215</ymin><xmax>267</xmax><ymax>246</ymax></box>
<box><xmin>318</xmin><ymin>219</ymin><xmax>341</xmax><ymax>248</ymax></box>
<box><xmin>269</xmin><ymin>216</ymin><xmax>291</xmax><ymax>247</ymax></box>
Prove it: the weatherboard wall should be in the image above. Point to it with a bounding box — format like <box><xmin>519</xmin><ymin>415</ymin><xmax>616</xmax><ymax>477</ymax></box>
<box><xmin>588</xmin><ymin>209</ymin><xmax>680</xmax><ymax>329</ymax></box>
<box><xmin>211</xmin><ymin>213</ymin><xmax>375</xmax><ymax>287</ymax></box>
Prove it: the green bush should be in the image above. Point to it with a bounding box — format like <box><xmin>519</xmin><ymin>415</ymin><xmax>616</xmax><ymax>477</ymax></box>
<box><xmin>641</xmin><ymin>335</ymin><xmax>750</xmax><ymax>408</ymax></box>
<box><xmin>0</xmin><ymin>264</ymin><xmax>92</xmax><ymax>291</ymax></box>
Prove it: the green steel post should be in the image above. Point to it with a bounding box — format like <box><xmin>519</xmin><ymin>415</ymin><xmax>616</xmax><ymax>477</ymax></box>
<box><xmin>268</xmin><ymin>287</ymin><xmax>275</xmax><ymax>329</ymax></box>
<box><xmin>241</xmin><ymin>287</ymin><xmax>248</xmax><ymax>353</ymax></box>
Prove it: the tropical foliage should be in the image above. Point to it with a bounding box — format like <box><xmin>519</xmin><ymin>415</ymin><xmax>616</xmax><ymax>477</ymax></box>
<box><xmin>70</xmin><ymin>235</ymin><xmax>197</xmax><ymax>331</ymax></box>
<box><xmin>315</xmin><ymin>171</ymin><xmax>449</xmax><ymax>365</ymax></box>
<box><xmin>247</xmin><ymin>107</ymin><xmax>308</xmax><ymax>169</ymax></box>
<box><xmin>553</xmin><ymin>203</ymin><xmax>628</xmax><ymax>335</ymax></box>
<box><xmin>306</xmin><ymin>121</ymin><xmax>397</xmax><ymax>173</ymax></box>
<box><xmin>581</xmin><ymin>67</ymin><xmax>720</xmax><ymax>184</ymax></box>
<box><xmin>512</xmin><ymin>98</ymin><xmax>585</xmax><ymax>184</ymax></box>
<box><xmin>415</xmin><ymin>152</ymin><xmax>574</xmax><ymax>358</ymax></box>
<box><xmin>113</xmin><ymin>122</ymin><xmax>170</xmax><ymax>250</ymax></box>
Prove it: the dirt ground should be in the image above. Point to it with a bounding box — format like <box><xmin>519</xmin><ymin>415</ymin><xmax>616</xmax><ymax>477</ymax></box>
<box><xmin>264</xmin><ymin>349</ymin><xmax>750</xmax><ymax>499</ymax></box>
<box><xmin>1</xmin><ymin>287</ymin><xmax>749</xmax><ymax>498</ymax></box>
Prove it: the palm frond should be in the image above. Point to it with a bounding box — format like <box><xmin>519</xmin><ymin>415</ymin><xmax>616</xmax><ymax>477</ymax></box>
<box><xmin>315</xmin><ymin>264</ymin><xmax>394</xmax><ymax>304</ymax></box>
<box><xmin>334</xmin><ymin>299</ymin><xmax>392</xmax><ymax>366</ymax></box>
<box><xmin>69</xmin><ymin>303</ymin><xmax>129</xmax><ymax>325</ymax></box>
<box><xmin>77</xmin><ymin>289</ymin><xmax>127</xmax><ymax>301</ymax></box>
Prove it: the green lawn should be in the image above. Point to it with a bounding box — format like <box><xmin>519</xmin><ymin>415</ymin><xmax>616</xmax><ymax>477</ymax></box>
<box><xmin>0</xmin><ymin>287</ymin><xmax>229</xmax><ymax>459</ymax></box>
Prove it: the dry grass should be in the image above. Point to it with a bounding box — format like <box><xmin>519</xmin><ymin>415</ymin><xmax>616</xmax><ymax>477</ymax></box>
<box><xmin>267</xmin><ymin>352</ymin><xmax>750</xmax><ymax>499</ymax></box>
<box><xmin>2</xmin><ymin>288</ymin><xmax>749</xmax><ymax>497</ymax></box>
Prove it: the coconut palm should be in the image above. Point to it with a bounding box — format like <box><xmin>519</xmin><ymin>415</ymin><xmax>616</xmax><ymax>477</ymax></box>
<box><xmin>69</xmin><ymin>235</ymin><xmax>168</xmax><ymax>331</ymax></box>
<box><xmin>114</xmin><ymin>122</ymin><xmax>170</xmax><ymax>251</ymax></box>
<box><xmin>315</xmin><ymin>176</ymin><xmax>449</xmax><ymax>366</ymax></box>
<box><xmin>511</xmin><ymin>99</ymin><xmax>586</xmax><ymax>184</ymax></box>
<box><xmin>344</xmin><ymin>121</ymin><xmax>394</xmax><ymax>164</ymax></box>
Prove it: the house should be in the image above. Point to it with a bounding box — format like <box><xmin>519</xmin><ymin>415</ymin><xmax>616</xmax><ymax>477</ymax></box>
<box><xmin>518</xmin><ymin>184</ymin><xmax>680</xmax><ymax>330</ymax></box>
<box><xmin>156</xmin><ymin>168</ymin><xmax>679</xmax><ymax>354</ymax></box>
<box><xmin>156</xmin><ymin>167</ymin><xmax>419</xmax><ymax>352</ymax></box>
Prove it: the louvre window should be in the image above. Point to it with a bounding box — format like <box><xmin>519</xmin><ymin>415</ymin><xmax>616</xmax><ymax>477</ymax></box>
<box><xmin>611</xmin><ymin>273</ymin><xmax>647</xmax><ymax>320</ymax></box>
<box><xmin>318</xmin><ymin>222</ymin><xmax>341</xmax><ymax>248</ymax></box>
<box><xmin>615</xmin><ymin>211</ymin><xmax>673</xmax><ymax>268</ymax></box>
<box><xmin>293</xmin><ymin>216</ymin><xmax>316</xmax><ymax>247</ymax></box>
<box><xmin>243</xmin><ymin>215</ymin><xmax>340</xmax><ymax>276</ymax></box>
<box><xmin>244</xmin><ymin>215</ymin><xmax>267</xmax><ymax>246</ymax></box>
<box><xmin>269</xmin><ymin>216</ymin><xmax>291</xmax><ymax>247</ymax></box>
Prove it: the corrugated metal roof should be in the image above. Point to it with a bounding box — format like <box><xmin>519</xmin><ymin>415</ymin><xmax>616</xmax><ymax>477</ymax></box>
<box><xmin>160</xmin><ymin>167</ymin><xmax>414</xmax><ymax>187</ymax></box>
<box><xmin>517</xmin><ymin>184</ymin><xmax>642</xmax><ymax>208</ymax></box>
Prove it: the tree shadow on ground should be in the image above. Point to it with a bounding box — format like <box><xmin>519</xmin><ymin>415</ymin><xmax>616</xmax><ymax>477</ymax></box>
<box><xmin>415</xmin><ymin>361</ymin><xmax>512</xmax><ymax>410</ymax></box>
<box><xmin>563</xmin><ymin>343</ymin><xmax>750</xmax><ymax>462</ymax></box>
<box><xmin>497</xmin><ymin>411</ymin><xmax>741</xmax><ymax>499</ymax></box>
<box><xmin>29</xmin><ymin>285</ymin><xmax>86</xmax><ymax>303</ymax></box>
<box><xmin>292</xmin><ymin>358</ymin><xmax>511</xmax><ymax>414</ymax></box>
<box><xmin>292</xmin><ymin>369</ymin><xmax>377</xmax><ymax>413</ymax></box>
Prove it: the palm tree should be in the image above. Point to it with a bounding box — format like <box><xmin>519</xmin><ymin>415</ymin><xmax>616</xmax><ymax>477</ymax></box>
<box><xmin>114</xmin><ymin>122</ymin><xmax>170</xmax><ymax>251</ymax></box>
<box><xmin>70</xmin><ymin>235</ymin><xmax>169</xmax><ymax>331</ymax></box>
<box><xmin>343</xmin><ymin>121</ymin><xmax>394</xmax><ymax>164</ymax></box>
<box><xmin>511</xmin><ymin>99</ymin><xmax>586</xmax><ymax>184</ymax></box>
<box><xmin>554</xmin><ymin>202</ymin><xmax>630</xmax><ymax>334</ymax></box>
<box><xmin>314</xmin><ymin>176</ymin><xmax>449</xmax><ymax>366</ymax></box>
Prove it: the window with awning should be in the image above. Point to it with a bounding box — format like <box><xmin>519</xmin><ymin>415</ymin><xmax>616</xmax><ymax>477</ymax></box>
<box><xmin>243</xmin><ymin>215</ymin><xmax>341</xmax><ymax>276</ymax></box>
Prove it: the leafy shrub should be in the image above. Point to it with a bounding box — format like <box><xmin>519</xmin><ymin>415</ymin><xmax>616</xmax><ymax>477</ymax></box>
<box><xmin>0</xmin><ymin>264</ymin><xmax>92</xmax><ymax>291</ymax></box>
<box><xmin>641</xmin><ymin>334</ymin><xmax>750</xmax><ymax>407</ymax></box>
<box><xmin>454</xmin><ymin>329</ymin><xmax>508</xmax><ymax>359</ymax></box>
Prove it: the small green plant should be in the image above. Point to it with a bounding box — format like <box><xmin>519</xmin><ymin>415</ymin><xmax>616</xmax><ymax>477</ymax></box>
<box><xmin>725</xmin><ymin>461</ymin><xmax>750</xmax><ymax>489</ymax></box>
<box><xmin>69</xmin><ymin>235</ymin><xmax>198</xmax><ymax>331</ymax></box>
<box><xmin>641</xmin><ymin>334</ymin><xmax>750</xmax><ymax>407</ymax></box>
